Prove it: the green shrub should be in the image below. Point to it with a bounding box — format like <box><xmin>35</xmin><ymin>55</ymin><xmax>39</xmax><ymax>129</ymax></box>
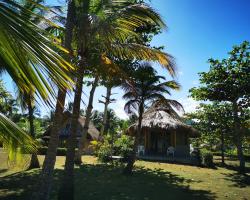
<box><xmin>95</xmin><ymin>134</ymin><xmax>134</xmax><ymax>163</ymax></box>
<box><xmin>200</xmin><ymin>150</ymin><xmax>214</xmax><ymax>167</ymax></box>
<box><xmin>114</xmin><ymin>135</ymin><xmax>134</xmax><ymax>161</ymax></box>
<box><xmin>96</xmin><ymin>140</ymin><xmax>112</xmax><ymax>163</ymax></box>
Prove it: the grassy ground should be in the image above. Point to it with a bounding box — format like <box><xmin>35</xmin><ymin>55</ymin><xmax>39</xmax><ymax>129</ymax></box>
<box><xmin>0</xmin><ymin>151</ymin><xmax>250</xmax><ymax>200</ymax></box>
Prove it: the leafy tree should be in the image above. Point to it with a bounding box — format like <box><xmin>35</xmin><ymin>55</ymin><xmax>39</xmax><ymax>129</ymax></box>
<box><xmin>122</xmin><ymin>63</ymin><xmax>182</xmax><ymax>174</ymax></box>
<box><xmin>190</xmin><ymin>41</ymin><xmax>250</xmax><ymax>172</ymax></box>
<box><xmin>0</xmin><ymin>80</ymin><xmax>18</xmax><ymax>118</ymax></box>
<box><xmin>186</xmin><ymin>102</ymin><xmax>235</xmax><ymax>165</ymax></box>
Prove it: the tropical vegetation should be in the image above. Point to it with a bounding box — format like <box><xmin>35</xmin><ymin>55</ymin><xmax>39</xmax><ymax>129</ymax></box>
<box><xmin>0</xmin><ymin>0</ymin><xmax>249</xmax><ymax>200</ymax></box>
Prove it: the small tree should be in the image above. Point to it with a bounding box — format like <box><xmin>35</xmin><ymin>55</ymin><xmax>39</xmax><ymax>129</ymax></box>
<box><xmin>190</xmin><ymin>41</ymin><xmax>250</xmax><ymax>172</ymax></box>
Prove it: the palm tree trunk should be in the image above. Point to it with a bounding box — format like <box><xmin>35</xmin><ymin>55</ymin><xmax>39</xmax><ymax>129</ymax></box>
<box><xmin>58</xmin><ymin>59</ymin><xmax>85</xmax><ymax>200</ymax></box>
<box><xmin>31</xmin><ymin>1</ymin><xmax>75</xmax><ymax>199</ymax></box>
<box><xmin>33</xmin><ymin>89</ymin><xmax>66</xmax><ymax>200</ymax></box>
<box><xmin>123</xmin><ymin>103</ymin><xmax>143</xmax><ymax>175</ymax></box>
<box><xmin>75</xmin><ymin>76</ymin><xmax>99</xmax><ymax>165</ymax></box>
<box><xmin>27</xmin><ymin>97</ymin><xmax>40</xmax><ymax>169</ymax></box>
<box><xmin>100</xmin><ymin>85</ymin><xmax>112</xmax><ymax>135</ymax></box>
<box><xmin>233</xmin><ymin>101</ymin><xmax>245</xmax><ymax>173</ymax></box>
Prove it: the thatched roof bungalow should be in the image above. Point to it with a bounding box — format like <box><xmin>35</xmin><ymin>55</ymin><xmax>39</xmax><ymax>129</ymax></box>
<box><xmin>128</xmin><ymin>103</ymin><xmax>199</xmax><ymax>157</ymax></box>
<box><xmin>42</xmin><ymin>111</ymin><xmax>100</xmax><ymax>150</ymax></box>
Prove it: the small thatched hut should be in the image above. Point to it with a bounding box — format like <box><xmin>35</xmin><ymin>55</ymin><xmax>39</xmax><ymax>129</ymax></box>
<box><xmin>128</xmin><ymin>103</ymin><xmax>199</xmax><ymax>157</ymax></box>
<box><xmin>42</xmin><ymin>111</ymin><xmax>100</xmax><ymax>151</ymax></box>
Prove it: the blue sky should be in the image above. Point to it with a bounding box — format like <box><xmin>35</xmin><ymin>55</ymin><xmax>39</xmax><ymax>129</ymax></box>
<box><xmin>2</xmin><ymin>0</ymin><xmax>250</xmax><ymax>118</ymax></box>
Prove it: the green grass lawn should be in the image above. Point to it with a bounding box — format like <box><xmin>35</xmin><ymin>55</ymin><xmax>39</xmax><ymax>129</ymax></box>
<box><xmin>0</xmin><ymin>151</ymin><xmax>250</xmax><ymax>200</ymax></box>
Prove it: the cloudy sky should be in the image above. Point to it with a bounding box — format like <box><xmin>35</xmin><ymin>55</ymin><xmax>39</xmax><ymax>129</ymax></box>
<box><xmin>2</xmin><ymin>0</ymin><xmax>250</xmax><ymax>119</ymax></box>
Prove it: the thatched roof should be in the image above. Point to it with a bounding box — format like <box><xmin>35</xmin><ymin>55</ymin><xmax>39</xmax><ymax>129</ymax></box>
<box><xmin>43</xmin><ymin>111</ymin><xmax>100</xmax><ymax>140</ymax></box>
<box><xmin>129</xmin><ymin>102</ymin><xmax>199</xmax><ymax>138</ymax></box>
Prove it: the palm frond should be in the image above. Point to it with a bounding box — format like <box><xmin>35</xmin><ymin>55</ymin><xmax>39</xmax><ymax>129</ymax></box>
<box><xmin>106</xmin><ymin>43</ymin><xmax>176</xmax><ymax>76</ymax></box>
<box><xmin>124</xmin><ymin>99</ymin><xmax>138</xmax><ymax>115</ymax></box>
<box><xmin>161</xmin><ymin>80</ymin><xmax>181</xmax><ymax>90</ymax></box>
<box><xmin>0</xmin><ymin>0</ymin><xmax>74</xmax><ymax>103</ymax></box>
<box><xmin>0</xmin><ymin>113</ymin><xmax>38</xmax><ymax>159</ymax></box>
<box><xmin>156</xmin><ymin>98</ymin><xmax>184</xmax><ymax>113</ymax></box>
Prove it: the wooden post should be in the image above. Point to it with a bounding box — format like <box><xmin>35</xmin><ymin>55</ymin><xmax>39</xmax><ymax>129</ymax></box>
<box><xmin>170</xmin><ymin>131</ymin><xmax>176</xmax><ymax>147</ymax></box>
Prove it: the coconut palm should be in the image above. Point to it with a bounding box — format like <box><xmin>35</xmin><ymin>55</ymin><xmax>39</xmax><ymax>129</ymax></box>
<box><xmin>58</xmin><ymin>0</ymin><xmax>176</xmax><ymax>199</ymax></box>
<box><xmin>0</xmin><ymin>0</ymin><xmax>73</xmax><ymax>161</ymax></box>
<box><xmin>74</xmin><ymin>76</ymin><xmax>99</xmax><ymax>165</ymax></box>
<box><xmin>32</xmin><ymin>0</ymin><xmax>76</xmax><ymax>199</ymax></box>
<box><xmin>122</xmin><ymin>62</ymin><xmax>183</xmax><ymax>174</ymax></box>
<box><xmin>16</xmin><ymin>88</ymin><xmax>40</xmax><ymax>169</ymax></box>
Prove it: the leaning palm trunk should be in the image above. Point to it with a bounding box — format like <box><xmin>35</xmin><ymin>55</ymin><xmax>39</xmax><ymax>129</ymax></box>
<box><xmin>75</xmin><ymin>76</ymin><xmax>99</xmax><ymax>165</ymax></box>
<box><xmin>100</xmin><ymin>85</ymin><xmax>112</xmax><ymax>135</ymax></box>
<box><xmin>27</xmin><ymin>98</ymin><xmax>40</xmax><ymax>169</ymax></box>
<box><xmin>32</xmin><ymin>1</ymin><xmax>76</xmax><ymax>199</ymax></box>
<box><xmin>58</xmin><ymin>59</ymin><xmax>85</xmax><ymax>200</ymax></box>
<box><xmin>233</xmin><ymin>101</ymin><xmax>245</xmax><ymax>173</ymax></box>
<box><xmin>32</xmin><ymin>89</ymin><xmax>66</xmax><ymax>200</ymax></box>
<box><xmin>123</xmin><ymin>104</ymin><xmax>144</xmax><ymax>175</ymax></box>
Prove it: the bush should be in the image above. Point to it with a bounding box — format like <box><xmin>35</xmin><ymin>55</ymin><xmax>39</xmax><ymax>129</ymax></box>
<box><xmin>114</xmin><ymin>135</ymin><xmax>134</xmax><ymax>162</ymax></box>
<box><xmin>96</xmin><ymin>140</ymin><xmax>112</xmax><ymax>163</ymax></box>
<box><xmin>200</xmin><ymin>150</ymin><xmax>214</xmax><ymax>167</ymax></box>
<box><xmin>95</xmin><ymin>134</ymin><xmax>134</xmax><ymax>163</ymax></box>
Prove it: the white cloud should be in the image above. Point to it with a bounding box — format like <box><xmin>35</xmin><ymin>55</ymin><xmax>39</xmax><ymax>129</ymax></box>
<box><xmin>111</xmin><ymin>99</ymin><xmax>129</xmax><ymax>119</ymax></box>
<box><xmin>178</xmin><ymin>97</ymin><xmax>200</xmax><ymax>115</ymax></box>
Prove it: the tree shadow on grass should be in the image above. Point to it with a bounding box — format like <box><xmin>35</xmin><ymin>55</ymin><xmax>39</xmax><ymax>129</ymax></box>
<box><xmin>222</xmin><ymin>172</ymin><xmax>250</xmax><ymax>188</ymax></box>
<box><xmin>0</xmin><ymin>169</ymin><xmax>63</xmax><ymax>200</ymax></box>
<box><xmin>0</xmin><ymin>164</ymin><xmax>216</xmax><ymax>200</ymax></box>
<box><xmin>75</xmin><ymin>164</ymin><xmax>216</xmax><ymax>200</ymax></box>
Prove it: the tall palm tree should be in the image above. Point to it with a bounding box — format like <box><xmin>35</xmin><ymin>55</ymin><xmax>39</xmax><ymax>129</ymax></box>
<box><xmin>32</xmin><ymin>0</ymin><xmax>76</xmax><ymax>199</ymax></box>
<box><xmin>122</xmin><ymin>63</ymin><xmax>182</xmax><ymax>174</ymax></box>
<box><xmin>59</xmin><ymin>1</ymin><xmax>176</xmax><ymax>199</ymax></box>
<box><xmin>17</xmin><ymin>89</ymin><xmax>40</xmax><ymax>169</ymax></box>
<box><xmin>74</xmin><ymin>75</ymin><xmax>99</xmax><ymax>165</ymax></box>
<box><xmin>0</xmin><ymin>0</ymin><xmax>73</xmax><ymax>161</ymax></box>
<box><xmin>99</xmin><ymin>80</ymin><xmax>119</xmax><ymax>135</ymax></box>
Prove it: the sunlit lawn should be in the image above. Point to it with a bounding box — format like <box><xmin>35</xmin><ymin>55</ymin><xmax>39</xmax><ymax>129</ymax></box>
<box><xmin>0</xmin><ymin>149</ymin><xmax>250</xmax><ymax>200</ymax></box>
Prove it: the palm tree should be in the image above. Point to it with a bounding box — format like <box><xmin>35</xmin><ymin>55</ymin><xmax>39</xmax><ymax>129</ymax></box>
<box><xmin>59</xmin><ymin>1</ymin><xmax>176</xmax><ymax>199</ymax></box>
<box><xmin>0</xmin><ymin>80</ymin><xmax>37</xmax><ymax>159</ymax></box>
<box><xmin>0</xmin><ymin>0</ymin><xmax>73</xmax><ymax>162</ymax></box>
<box><xmin>74</xmin><ymin>76</ymin><xmax>99</xmax><ymax>165</ymax></box>
<box><xmin>17</xmin><ymin>89</ymin><xmax>40</xmax><ymax>169</ymax></box>
<box><xmin>122</xmin><ymin>63</ymin><xmax>182</xmax><ymax>174</ymax></box>
<box><xmin>99</xmin><ymin>80</ymin><xmax>119</xmax><ymax>135</ymax></box>
<box><xmin>32</xmin><ymin>0</ymin><xmax>76</xmax><ymax>199</ymax></box>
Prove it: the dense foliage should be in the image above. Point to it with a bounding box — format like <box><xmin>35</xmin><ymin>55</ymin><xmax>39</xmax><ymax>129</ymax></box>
<box><xmin>189</xmin><ymin>41</ymin><xmax>250</xmax><ymax>171</ymax></box>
